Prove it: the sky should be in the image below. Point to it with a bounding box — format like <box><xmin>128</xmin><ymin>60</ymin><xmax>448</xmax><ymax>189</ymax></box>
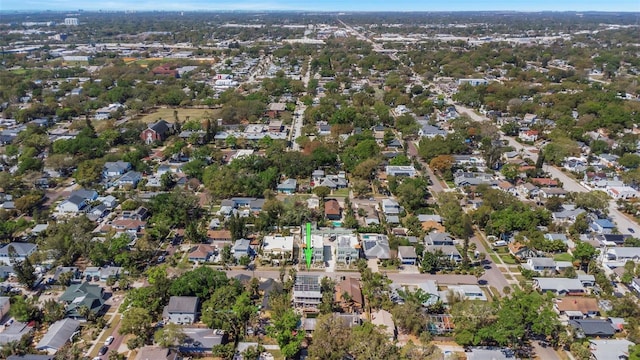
<box><xmin>2</xmin><ymin>0</ymin><xmax>639</xmax><ymax>12</ymax></box>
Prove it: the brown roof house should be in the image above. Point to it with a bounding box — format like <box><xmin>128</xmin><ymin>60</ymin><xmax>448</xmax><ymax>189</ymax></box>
<box><xmin>336</xmin><ymin>277</ymin><xmax>364</xmax><ymax>313</ymax></box>
<box><xmin>555</xmin><ymin>297</ymin><xmax>600</xmax><ymax>319</ymax></box>
<box><xmin>325</xmin><ymin>199</ymin><xmax>342</xmax><ymax>221</ymax></box>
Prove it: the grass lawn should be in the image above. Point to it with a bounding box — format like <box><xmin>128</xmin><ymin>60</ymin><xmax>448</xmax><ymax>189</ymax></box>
<box><xmin>333</xmin><ymin>188</ymin><xmax>350</xmax><ymax>197</ymax></box>
<box><xmin>490</xmin><ymin>254</ymin><xmax>501</xmax><ymax>264</ymax></box>
<box><xmin>554</xmin><ymin>253</ymin><xmax>573</xmax><ymax>262</ymax></box>
<box><xmin>499</xmin><ymin>254</ymin><xmax>517</xmax><ymax>264</ymax></box>
<box><xmin>137</xmin><ymin>108</ymin><xmax>222</xmax><ymax>124</ymax></box>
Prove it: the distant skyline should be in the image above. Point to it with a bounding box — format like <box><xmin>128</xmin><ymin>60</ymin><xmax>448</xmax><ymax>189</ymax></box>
<box><xmin>2</xmin><ymin>0</ymin><xmax>640</xmax><ymax>12</ymax></box>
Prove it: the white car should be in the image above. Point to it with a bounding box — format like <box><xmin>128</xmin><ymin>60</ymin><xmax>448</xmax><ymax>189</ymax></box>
<box><xmin>104</xmin><ymin>336</ymin><xmax>114</xmax><ymax>346</ymax></box>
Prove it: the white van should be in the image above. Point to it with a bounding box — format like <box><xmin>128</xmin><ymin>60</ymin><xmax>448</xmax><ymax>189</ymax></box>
<box><xmin>492</xmin><ymin>240</ymin><xmax>507</xmax><ymax>247</ymax></box>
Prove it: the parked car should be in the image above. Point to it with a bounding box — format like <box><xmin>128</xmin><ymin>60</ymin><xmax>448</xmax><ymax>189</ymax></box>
<box><xmin>105</xmin><ymin>336</ymin><xmax>114</xmax><ymax>346</ymax></box>
<box><xmin>98</xmin><ymin>346</ymin><xmax>108</xmax><ymax>356</ymax></box>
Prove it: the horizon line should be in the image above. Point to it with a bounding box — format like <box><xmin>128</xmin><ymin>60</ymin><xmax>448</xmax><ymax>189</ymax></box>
<box><xmin>2</xmin><ymin>9</ymin><xmax>640</xmax><ymax>13</ymax></box>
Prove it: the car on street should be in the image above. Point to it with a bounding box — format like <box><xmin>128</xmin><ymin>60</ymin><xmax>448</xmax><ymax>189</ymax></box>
<box><xmin>628</xmin><ymin>228</ymin><xmax>635</xmax><ymax>233</ymax></box>
<box><xmin>98</xmin><ymin>346</ymin><xmax>108</xmax><ymax>356</ymax></box>
<box><xmin>105</xmin><ymin>336</ymin><xmax>114</xmax><ymax>346</ymax></box>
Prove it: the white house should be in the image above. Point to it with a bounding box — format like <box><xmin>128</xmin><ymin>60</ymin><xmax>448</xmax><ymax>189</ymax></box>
<box><xmin>0</xmin><ymin>242</ymin><xmax>38</xmax><ymax>265</ymax></box>
<box><xmin>385</xmin><ymin>165</ymin><xmax>416</xmax><ymax>177</ymax></box>
<box><xmin>607</xmin><ymin>186</ymin><xmax>639</xmax><ymax>200</ymax></box>
<box><xmin>163</xmin><ymin>296</ymin><xmax>199</xmax><ymax>324</ymax></box>
<box><xmin>381</xmin><ymin>198</ymin><xmax>402</xmax><ymax>215</ymax></box>
<box><xmin>518</xmin><ymin>130</ymin><xmax>539</xmax><ymax>142</ymax></box>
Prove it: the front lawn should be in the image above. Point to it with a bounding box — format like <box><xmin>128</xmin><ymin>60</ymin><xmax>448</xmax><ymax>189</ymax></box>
<box><xmin>553</xmin><ymin>253</ymin><xmax>573</xmax><ymax>262</ymax></box>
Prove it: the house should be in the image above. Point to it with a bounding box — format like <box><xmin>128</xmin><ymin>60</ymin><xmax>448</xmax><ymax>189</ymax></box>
<box><xmin>519</xmin><ymin>129</ymin><xmax>539</xmax><ymax>142</ymax></box>
<box><xmin>188</xmin><ymin>244</ymin><xmax>214</xmax><ymax>262</ymax></box>
<box><xmin>539</xmin><ymin>187</ymin><xmax>568</xmax><ymax>198</ymax></box>
<box><xmin>277</xmin><ymin>178</ymin><xmax>297</xmax><ymax>194</ymax></box>
<box><xmin>385</xmin><ymin>165</ymin><xmax>416</xmax><ymax>177</ymax></box>
<box><xmin>454</xmin><ymin>172</ymin><xmax>496</xmax><ymax>187</ymax></box>
<box><xmin>325</xmin><ymin>199</ymin><xmax>342</xmax><ymax>220</ymax></box>
<box><xmin>59</xmin><ymin>282</ymin><xmax>105</xmax><ymax>319</ymax></box>
<box><xmin>293</xmin><ymin>274</ymin><xmax>322</xmax><ymax>310</ymax></box>
<box><xmin>418</xmin><ymin>124</ymin><xmax>447</xmax><ymax>138</ymax></box>
<box><xmin>604</xmin><ymin>247</ymin><xmax>640</xmax><ymax>265</ymax></box>
<box><xmin>0</xmin><ymin>242</ymin><xmax>37</xmax><ymax>265</ymax></box>
<box><xmin>103</xmin><ymin>161</ymin><xmax>131</xmax><ymax>178</ymax></box>
<box><xmin>452</xmin><ymin>155</ymin><xmax>486</xmax><ymax>169</ymax></box>
<box><xmin>179</xmin><ymin>328</ymin><xmax>226</xmax><ymax>354</ymax></box>
<box><xmin>116</xmin><ymin>171</ymin><xmax>142</xmax><ymax>188</ymax></box>
<box><xmin>361</xmin><ymin>233</ymin><xmax>391</xmax><ymax>260</ymax></box>
<box><xmin>35</xmin><ymin>318</ymin><xmax>81</xmax><ymax>354</ymax></box>
<box><xmin>134</xmin><ymin>346</ymin><xmax>178</xmax><ymax>360</ymax></box>
<box><xmin>152</xmin><ymin>64</ymin><xmax>178</xmax><ymax>78</ymax></box>
<box><xmin>336</xmin><ymin>235</ymin><xmax>360</xmax><ymax>264</ymax></box>
<box><xmin>268</xmin><ymin>120</ymin><xmax>284</xmax><ymax>133</ymax></box>
<box><xmin>141</xmin><ymin>119</ymin><xmax>175</xmax><ymax>144</ymax></box>
<box><xmin>336</xmin><ymin>277</ymin><xmax>363</xmax><ymax>312</ymax></box>
<box><xmin>426</xmin><ymin>245</ymin><xmax>462</xmax><ymax>263</ymax></box>
<box><xmin>445</xmin><ymin>285</ymin><xmax>487</xmax><ymax>301</ymax></box>
<box><xmin>589</xmin><ymin>339</ymin><xmax>635</xmax><ymax>360</ymax></box>
<box><xmin>607</xmin><ymin>186</ymin><xmax>639</xmax><ymax>200</ymax></box>
<box><xmin>267</xmin><ymin>102</ymin><xmax>287</xmax><ymax>118</ymax></box>
<box><xmin>232</xmin><ymin>238</ymin><xmax>252</xmax><ymax>260</ymax></box>
<box><xmin>307</xmin><ymin>235</ymin><xmax>325</xmax><ymax>264</ymax></box>
<box><xmin>370</xmin><ymin>309</ymin><xmax>395</xmax><ymax>341</ymax></box>
<box><xmin>262</xmin><ymin>235</ymin><xmax>294</xmax><ymax>261</ymax></box>
<box><xmin>533</xmin><ymin>277</ymin><xmax>586</xmax><ymax>295</ymax></box>
<box><xmin>94</xmin><ymin>103</ymin><xmax>123</xmax><ymax>120</ymax></box>
<box><xmin>531</xmin><ymin>178</ymin><xmax>559</xmax><ymax>187</ymax></box>
<box><xmin>553</xmin><ymin>205</ymin><xmax>586</xmax><ymax>223</ymax></box>
<box><xmin>56</xmin><ymin>195</ymin><xmax>88</xmax><ymax>213</ymax></box>
<box><xmin>424</xmin><ymin>232</ymin><xmax>455</xmax><ymax>246</ymax></box>
<box><xmin>0</xmin><ymin>320</ymin><xmax>34</xmax><ymax>346</ymax></box>
<box><xmin>569</xmin><ymin>319</ymin><xmax>616</xmax><ymax>338</ymax></box>
<box><xmin>163</xmin><ymin>296</ymin><xmax>199</xmax><ymax>324</ymax></box>
<box><xmin>508</xmin><ymin>242</ymin><xmax>537</xmax><ymax>260</ymax></box>
<box><xmin>381</xmin><ymin>198</ymin><xmax>402</xmax><ymax>215</ymax></box>
<box><xmin>207</xmin><ymin>229</ymin><xmax>232</xmax><ymax>246</ymax></box>
<box><xmin>121</xmin><ymin>206</ymin><xmax>149</xmax><ymax>221</ymax></box>
<box><xmin>523</xmin><ymin>257</ymin><xmax>557</xmax><ymax>273</ymax></box>
<box><xmin>591</xmin><ymin>219</ymin><xmax>616</xmax><ymax>234</ymax></box>
<box><xmin>555</xmin><ymin>297</ymin><xmax>599</xmax><ymax>319</ymax></box>
<box><xmin>398</xmin><ymin>246</ymin><xmax>418</xmax><ymax>265</ymax></box>
<box><xmin>458</xmin><ymin>78</ymin><xmax>489</xmax><ymax>86</ymax></box>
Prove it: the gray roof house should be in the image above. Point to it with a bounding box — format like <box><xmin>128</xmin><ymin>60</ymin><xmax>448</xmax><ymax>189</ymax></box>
<box><xmin>103</xmin><ymin>161</ymin><xmax>131</xmax><ymax>178</ymax></box>
<box><xmin>467</xmin><ymin>348</ymin><xmax>515</xmax><ymax>360</ymax></box>
<box><xmin>276</xmin><ymin>179</ymin><xmax>297</xmax><ymax>194</ymax></box>
<box><xmin>232</xmin><ymin>238</ymin><xmax>252</xmax><ymax>260</ymax></box>
<box><xmin>0</xmin><ymin>321</ymin><xmax>34</xmax><ymax>346</ymax></box>
<box><xmin>163</xmin><ymin>296</ymin><xmax>199</xmax><ymax>324</ymax></box>
<box><xmin>454</xmin><ymin>172</ymin><xmax>496</xmax><ymax>187</ymax></box>
<box><xmin>0</xmin><ymin>242</ymin><xmax>37</xmax><ymax>265</ymax></box>
<box><xmin>569</xmin><ymin>319</ymin><xmax>616</xmax><ymax>338</ymax></box>
<box><xmin>418</xmin><ymin>124</ymin><xmax>447</xmax><ymax>138</ymax></box>
<box><xmin>589</xmin><ymin>339</ymin><xmax>635</xmax><ymax>360</ymax></box>
<box><xmin>533</xmin><ymin>277</ymin><xmax>585</xmax><ymax>295</ymax></box>
<box><xmin>361</xmin><ymin>234</ymin><xmax>391</xmax><ymax>259</ymax></box>
<box><xmin>36</xmin><ymin>318</ymin><xmax>81</xmax><ymax>354</ymax></box>
<box><xmin>398</xmin><ymin>246</ymin><xmax>418</xmax><ymax>265</ymax></box>
<box><xmin>424</xmin><ymin>232</ymin><xmax>455</xmax><ymax>246</ymax></box>
<box><xmin>426</xmin><ymin>245</ymin><xmax>462</xmax><ymax>262</ymax></box>
<box><xmin>522</xmin><ymin>257</ymin><xmax>557</xmax><ymax>273</ymax></box>
<box><xmin>116</xmin><ymin>171</ymin><xmax>143</xmax><ymax>188</ymax></box>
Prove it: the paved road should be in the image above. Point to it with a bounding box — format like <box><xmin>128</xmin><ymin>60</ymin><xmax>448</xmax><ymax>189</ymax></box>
<box><xmin>227</xmin><ymin>269</ymin><xmax>479</xmax><ymax>286</ymax></box>
<box><xmin>469</xmin><ymin>235</ymin><xmax>511</xmax><ymax>296</ymax></box>
<box><xmin>407</xmin><ymin>140</ymin><xmax>447</xmax><ymax>194</ymax></box>
<box><xmin>531</xmin><ymin>340</ymin><xmax>561</xmax><ymax>360</ymax></box>
<box><xmin>290</xmin><ymin>58</ymin><xmax>312</xmax><ymax>151</ymax></box>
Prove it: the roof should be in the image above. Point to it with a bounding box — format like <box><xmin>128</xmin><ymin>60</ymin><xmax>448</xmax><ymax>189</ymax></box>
<box><xmin>189</xmin><ymin>244</ymin><xmax>213</xmax><ymax>259</ymax></box>
<box><xmin>589</xmin><ymin>339</ymin><xmax>635</xmax><ymax>360</ymax></box>
<box><xmin>233</xmin><ymin>238</ymin><xmax>251</xmax><ymax>250</ymax></box>
<box><xmin>262</xmin><ymin>235</ymin><xmax>294</xmax><ymax>252</ymax></box>
<box><xmin>398</xmin><ymin>246</ymin><xmax>417</xmax><ymax>259</ymax></box>
<box><xmin>337</xmin><ymin>277</ymin><xmax>363</xmax><ymax>305</ymax></box>
<box><xmin>325</xmin><ymin>199</ymin><xmax>341</xmax><ymax>215</ymax></box>
<box><xmin>277</xmin><ymin>178</ymin><xmax>297</xmax><ymax>190</ymax></box>
<box><xmin>0</xmin><ymin>321</ymin><xmax>33</xmax><ymax>345</ymax></box>
<box><xmin>370</xmin><ymin>309</ymin><xmax>395</xmax><ymax>337</ymax></box>
<box><xmin>555</xmin><ymin>297</ymin><xmax>599</xmax><ymax>314</ymax></box>
<box><xmin>166</xmin><ymin>296</ymin><xmax>199</xmax><ymax>313</ymax></box>
<box><xmin>148</xmin><ymin>119</ymin><xmax>172</xmax><ymax>134</ymax></box>
<box><xmin>528</xmin><ymin>257</ymin><xmax>556</xmax><ymax>267</ymax></box>
<box><xmin>268</xmin><ymin>102</ymin><xmax>287</xmax><ymax>111</ymax></box>
<box><xmin>0</xmin><ymin>242</ymin><xmax>36</xmax><ymax>256</ymax></box>
<box><xmin>534</xmin><ymin>277</ymin><xmax>585</xmax><ymax>293</ymax></box>
<box><xmin>36</xmin><ymin>318</ymin><xmax>81</xmax><ymax>350</ymax></box>
<box><xmin>362</xmin><ymin>235</ymin><xmax>391</xmax><ymax>259</ymax></box>
<box><xmin>569</xmin><ymin>319</ymin><xmax>615</xmax><ymax>337</ymax></box>
<box><xmin>134</xmin><ymin>346</ymin><xmax>178</xmax><ymax>360</ymax></box>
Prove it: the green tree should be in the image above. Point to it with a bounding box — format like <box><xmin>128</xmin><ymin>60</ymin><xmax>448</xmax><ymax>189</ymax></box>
<box><xmin>267</xmin><ymin>308</ymin><xmax>304</xmax><ymax>359</ymax></box>
<box><xmin>119</xmin><ymin>307</ymin><xmax>153</xmax><ymax>338</ymax></box>
<box><xmin>348</xmin><ymin>322</ymin><xmax>399</xmax><ymax>360</ymax></box>
<box><xmin>573</xmin><ymin>241</ymin><xmax>597</xmax><ymax>272</ymax></box>
<box><xmin>13</xmin><ymin>258</ymin><xmax>37</xmax><ymax>289</ymax></box>
<box><xmin>307</xmin><ymin>314</ymin><xmax>351</xmax><ymax>360</ymax></box>
<box><xmin>154</xmin><ymin>323</ymin><xmax>187</xmax><ymax>348</ymax></box>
